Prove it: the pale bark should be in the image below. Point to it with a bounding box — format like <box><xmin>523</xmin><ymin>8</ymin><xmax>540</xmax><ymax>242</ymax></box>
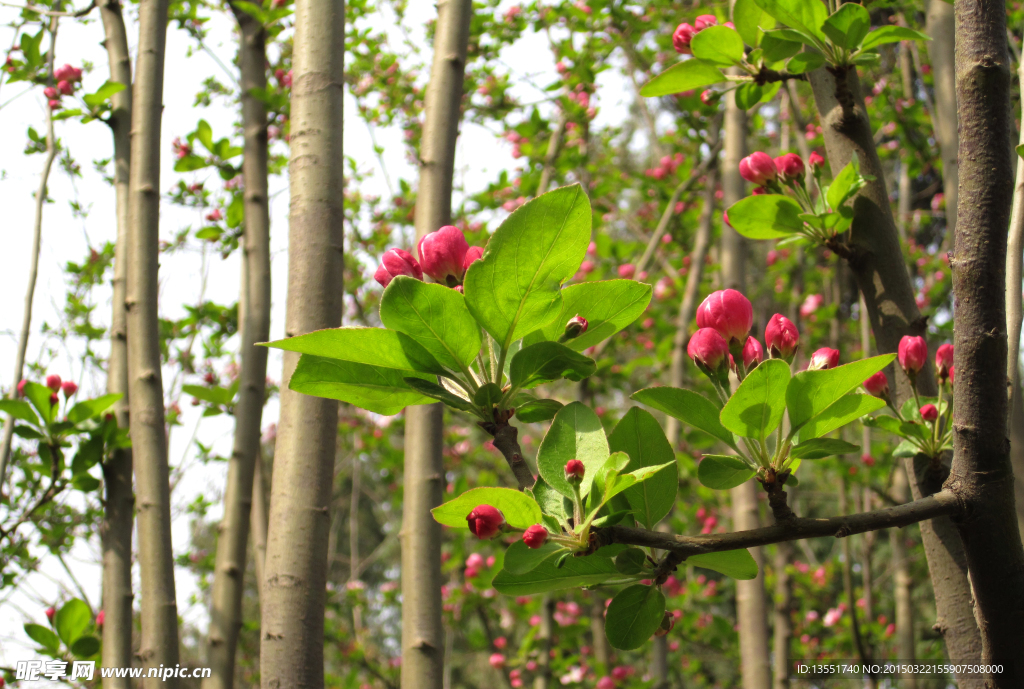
<box><xmin>251</xmin><ymin>450</ymin><xmax>268</xmax><ymax>589</ymax></box>
<box><xmin>772</xmin><ymin>542</ymin><xmax>792</xmax><ymax>689</ymax></box>
<box><xmin>204</xmin><ymin>6</ymin><xmax>272</xmax><ymax>687</ymax></box>
<box><xmin>589</xmin><ymin>596</ymin><xmax>610</xmax><ymax>669</ymax></box>
<box><xmin>949</xmin><ymin>0</ymin><xmax>1024</xmax><ymax>680</ymax></box>
<box><xmin>838</xmin><ymin>481</ymin><xmax>877</xmax><ymax>689</ymax></box>
<box><xmin>897</xmin><ymin>41</ymin><xmax>914</xmax><ymax>243</ymax></box>
<box><xmin>259</xmin><ymin>0</ymin><xmax>345</xmax><ymax>686</ymax></box>
<box><xmin>889</xmin><ymin>465</ymin><xmax>917</xmax><ymax>689</ymax></box>
<box><xmin>98</xmin><ymin>0</ymin><xmax>134</xmax><ymax>683</ymax></box>
<box><xmin>533</xmin><ymin>596</ymin><xmax>555</xmax><ymax>689</ymax></box>
<box><xmin>926</xmin><ymin>0</ymin><xmax>959</xmax><ymax>246</ymax></box>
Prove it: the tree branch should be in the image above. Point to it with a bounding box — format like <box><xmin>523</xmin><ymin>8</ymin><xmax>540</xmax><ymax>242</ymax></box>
<box><xmin>479</xmin><ymin>417</ymin><xmax>534</xmax><ymax>491</ymax></box>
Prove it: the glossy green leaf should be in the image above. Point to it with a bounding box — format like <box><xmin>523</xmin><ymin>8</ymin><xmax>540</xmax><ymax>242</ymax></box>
<box><xmin>55</xmin><ymin>598</ymin><xmax>91</xmax><ymax>645</ymax></box>
<box><xmin>537</xmin><ymin>402</ymin><xmax>609</xmax><ymax>499</ymax></box>
<box><xmin>786</xmin><ymin>355</ymin><xmax>894</xmax><ymax>432</ymax></box>
<box><xmin>510</xmin><ymin>342</ymin><xmax>596</xmax><ymax>389</ymax></box>
<box><xmin>609</xmin><ymin>408</ymin><xmax>678</xmax><ymax>528</ymax></box>
<box><xmin>195</xmin><ymin>119</ymin><xmax>214</xmax><ymax>152</ymax></box>
<box><xmin>380</xmin><ymin>277</ymin><xmax>481</xmax><ymax>371</ymax></box>
<box><xmin>631</xmin><ymin>387</ymin><xmax>737</xmax><ymax>450</ymax></box>
<box><xmin>734</xmin><ymin>82</ymin><xmax>763</xmax><ymax>110</ymax></box>
<box><xmin>70</xmin><ymin>635</ymin><xmax>100</xmax><ymax>659</ymax></box>
<box><xmin>734</xmin><ymin>0</ymin><xmax>777</xmax><ymax>47</ymax></box>
<box><xmin>615</xmin><ymin>548</ymin><xmax>649</xmax><ymax>575</ymax></box>
<box><xmin>790</xmin><ymin>437</ymin><xmax>860</xmax><ymax>459</ymax></box>
<box><xmin>822</xmin><ymin>3</ymin><xmax>870</xmax><ymax>50</ymax></box>
<box><xmin>464</xmin><ymin>185</ymin><xmax>591</xmax><ymax>350</ymax></box>
<box><xmin>798</xmin><ymin>393</ymin><xmax>886</xmax><ymax>440</ymax></box>
<box><xmin>521</xmin><ymin>280</ymin><xmax>652</xmax><ymax>352</ymax></box>
<box><xmin>691</xmin><ymin>26</ymin><xmax>746</xmax><ymax>65</ymax></box>
<box><xmin>893</xmin><ymin>439</ymin><xmax>923</xmax><ymax>458</ymax></box>
<box><xmin>726</xmin><ymin>194</ymin><xmax>805</xmax><ymax>239</ymax></box>
<box><xmin>432</xmin><ymin>487</ymin><xmax>543</xmax><ymax>530</ymax></box>
<box><xmin>24</xmin><ymin>623</ymin><xmax>60</xmax><ymax>653</ymax></box>
<box><xmin>0</xmin><ymin>399</ymin><xmax>40</xmax><ymax>426</ymax></box>
<box><xmin>753</xmin><ymin>0</ymin><xmax>828</xmax><ymax>44</ymax></box>
<box><xmin>605</xmin><ymin>585</ymin><xmax>666</xmax><ymax>651</ymax></box>
<box><xmin>473</xmin><ymin>383</ymin><xmax>504</xmax><ymax>409</ymax></box>
<box><xmin>761</xmin><ymin>31</ymin><xmax>804</xmax><ymax>61</ymax></box>
<box><xmin>265</xmin><ymin>326</ymin><xmax>447</xmax><ymax>376</ymax></box>
<box><xmin>83</xmin><ymin>80</ymin><xmax>126</xmax><ymax>107</ymax></box>
<box><xmin>182</xmin><ymin>384</ymin><xmax>234</xmax><ymax>407</ymax></box>
<box><xmin>640</xmin><ymin>59</ymin><xmax>727</xmax><ymax>97</ymax></box>
<box><xmin>515</xmin><ymin>399</ymin><xmax>564</xmax><ymax>423</ymax></box>
<box><xmin>690</xmin><ymin>549</ymin><xmax>758</xmax><ymax>579</ymax></box>
<box><xmin>502</xmin><ymin>540</ymin><xmax>565</xmax><ymax>575</ymax></box>
<box><xmin>22</xmin><ymin>381</ymin><xmax>57</xmax><ymax>425</ymax></box>
<box><xmin>721</xmin><ymin>359</ymin><xmax>790</xmax><ymax>440</ymax></box>
<box><xmin>860</xmin><ymin>26</ymin><xmax>930</xmax><ymax>52</ymax></box>
<box><xmin>492</xmin><ymin>554</ymin><xmax>619</xmax><ymax>595</ymax></box>
<box><xmin>530</xmin><ymin>476</ymin><xmax>568</xmax><ymax>521</ymax></box>
<box><xmin>402</xmin><ymin>378</ymin><xmax>475</xmax><ymax>412</ymax></box>
<box><xmin>697</xmin><ymin>454</ymin><xmax>756</xmax><ymax>489</ymax></box>
<box><xmin>174</xmin><ymin>154</ymin><xmax>209</xmax><ymax>172</ymax></box>
<box><xmin>826</xmin><ymin>160</ymin><xmax>864</xmax><ymax>210</ymax></box>
<box><xmin>786</xmin><ymin>51</ymin><xmax>825</xmax><ymax>74</ymax></box>
<box><xmin>288</xmin><ymin>355</ymin><xmax>433</xmax><ymax>415</ymax></box>
<box><xmin>862</xmin><ymin>414</ymin><xmax>902</xmax><ymax>434</ymax></box>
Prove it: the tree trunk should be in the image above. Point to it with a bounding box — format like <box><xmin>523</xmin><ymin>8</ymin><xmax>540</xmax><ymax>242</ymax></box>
<box><xmin>889</xmin><ymin>465</ymin><xmax>917</xmax><ymax>689</ymax></box>
<box><xmin>772</xmin><ymin>542</ymin><xmax>792</xmax><ymax>689</ymax></box>
<box><xmin>926</xmin><ymin>0</ymin><xmax>958</xmax><ymax>246</ymax></box>
<box><xmin>401</xmin><ymin>3</ymin><xmax>471</xmax><ymax>688</ymax></box>
<box><xmin>807</xmin><ymin>65</ymin><xmax>984</xmax><ymax>679</ymax></box>
<box><xmin>949</xmin><ymin>1</ymin><xmax>1024</xmax><ymax>681</ymax></box>
<box><xmin>204</xmin><ymin>6</ymin><xmax>272</xmax><ymax>688</ymax></box>
<box><xmin>533</xmin><ymin>596</ymin><xmax>555</xmax><ymax>689</ymax></box>
<box><xmin>259</xmin><ymin>1</ymin><xmax>345</xmax><ymax>686</ymax></box>
<box><xmin>251</xmin><ymin>450</ymin><xmax>268</xmax><ymax>590</ymax></box>
<box><xmin>98</xmin><ymin>0</ymin><xmax>135</xmax><ymax>684</ymax></box>
<box><xmin>126</xmin><ymin>0</ymin><xmax>180</xmax><ymax>682</ymax></box>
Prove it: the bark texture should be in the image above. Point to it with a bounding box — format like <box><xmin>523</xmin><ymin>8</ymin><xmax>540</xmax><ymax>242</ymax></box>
<box><xmin>98</xmin><ymin>0</ymin><xmax>135</xmax><ymax>683</ymax></box>
<box><xmin>126</xmin><ymin>0</ymin><xmax>180</xmax><ymax>682</ymax></box>
<box><xmin>1004</xmin><ymin>59</ymin><xmax>1024</xmax><ymax>542</ymax></box>
<box><xmin>949</xmin><ymin>0</ymin><xmax>1024</xmax><ymax>681</ymax></box>
<box><xmin>926</xmin><ymin>0</ymin><xmax>959</xmax><ymax>244</ymax></box>
<box><xmin>772</xmin><ymin>542</ymin><xmax>792</xmax><ymax>689</ymax></box>
<box><xmin>259</xmin><ymin>1</ymin><xmax>345</xmax><ymax>686</ymax></box>
<box><xmin>889</xmin><ymin>466</ymin><xmax>917</xmax><ymax>688</ymax></box>
<box><xmin>204</xmin><ymin>6</ymin><xmax>272</xmax><ymax>687</ymax></box>
<box><xmin>401</xmin><ymin>3</ymin><xmax>471</xmax><ymax>687</ymax></box>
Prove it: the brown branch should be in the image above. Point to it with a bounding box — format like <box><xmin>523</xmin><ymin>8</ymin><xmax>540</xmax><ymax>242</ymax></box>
<box><xmin>479</xmin><ymin>417</ymin><xmax>534</xmax><ymax>491</ymax></box>
<box><xmin>752</xmin><ymin>66</ymin><xmax>808</xmax><ymax>85</ymax></box>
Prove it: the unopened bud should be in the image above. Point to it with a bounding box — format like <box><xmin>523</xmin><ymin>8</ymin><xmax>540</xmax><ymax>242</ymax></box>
<box><xmin>564</xmin><ymin>314</ymin><xmax>588</xmax><ymax>339</ymax></box>
<box><xmin>565</xmin><ymin>459</ymin><xmax>585</xmax><ymax>483</ymax></box>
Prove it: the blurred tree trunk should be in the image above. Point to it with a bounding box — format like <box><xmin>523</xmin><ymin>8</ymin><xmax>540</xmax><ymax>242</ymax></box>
<box><xmin>890</xmin><ymin>465</ymin><xmax>917</xmax><ymax>689</ymax></box>
<box><xmin>126</xmin><ymin>0</ymin><xmax>180</xmax><ymax>683</ymax></box>
<box><xmin>259</xmin><ymin>1</ymin><xmax>345</xmax><ymax>686</ymax></box>
<box><xmin>772</xmin><ymin>542</ymin><xmax>792</xmax><ymax>689</ymax></box>
<box><xmin>402</xmin><ymin>2</ymin><xmax>471</xmax><ymax>688</ymax></box>
<box><xmin>926</xmin><ymin>0</ymin><xmax>958</xmax><ymax>247</ymax></box>
<box><xmin>98</xmin><ymin>0</ymin><xmax>135</xmax><ymax>684</ymax></box>
<box><xmin>205</xmin><ymin>5</ymin><xmax>272</xmax><ymax>688</ymax></box>
<box><xmin>251</xmin><ymin>449</ymin><xmax>268</xmax><ymax>589</ymax></box>
<box><xmin>950</xmin><ymin>0</ymin><xmax>1024</xmax><ymax>681</ymax></box>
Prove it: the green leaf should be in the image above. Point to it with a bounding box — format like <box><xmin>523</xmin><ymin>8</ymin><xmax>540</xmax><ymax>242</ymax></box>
<box><xmin>71</xmin><ymin>435</ymin><xmax>104</xmax><ymax>475</ymax></box>
<box><xmin>752</xmin><ymin>0</ymin><xmax>828</xmax><ymax>44</ymax></box>
<box><xmin>615</xmin><ymin>548</ymin><xmax>649</xmax><ymax>575</ymax></box>
<box><xmin>721</xmin><ymin>359</ymin><xmax>790</xmax><ymax>440</ymax></box>
<box><xmin>697</xmin><ymin>454</ymin><xmax>756</xmax><ymax>489</ymax></box>
<box><xmin>521</xmin><ymin>280</ymin><xmax>652</xmax><ymax>352</ymax></box>
<box><xmin>226</xmin><ymin>193</ymin><xmax>244</xmax><ymax>229</ymax></box>
<box><xmin>691</xmin><ymin>26</ymin><xmax>746</xmax><ymax>65</ymax></box>
<box><xmin>734</xmin><ymin>82</ymin><xmax>764</xmax><ymax>110</ymax></box>
<box><xmin>14</xmin><ymin>425</ymin><xmax>44</xmax><ymax>439</ymax></box>
<box><xmin>790</xmin><ymin>437</ymin><xmax>860</xmax><ymax>459</ymax></box>
<box><xmin>1016</xmin><ymin>143</ymin><xmax>1024</xmax><ymax>159</ymax></box>
<box><xmin>83</xmin><ymin>80</ymin><xmax>126</xmax><ymax>107</ymax></box>
<box><xmin>55</xmin><ymin>599</ymin><xmax>91</xmax><ymax>645</ymax></box>
<box><xmin>605</xmin><ymin>585</ymin><xmax>666</xmax><ymax>651</ymax></box>
<box><xmin>863</xmin><ymin>414</ymin><xmax>902</xmax><ymax>434</ymax></box>
<box><xmin>631</xmin><ymin>387</ymin><xmax>737</xmax><ymax>450</ymax></box>
<box><xmin>195</xmin><ymin>119</ymin><xmax>214</xmax><ymax>153</ymax></box>
<box><xmin>265</xmin><ymin>326</ymin><xmax>446</xmax><ymax>375</ymax></box>
<box><xmin>67</xmin><ymin>393</ymin><xmax>123</xmax><ymax>425</ymax></box>
<box><xmin>727</xmin><ymin>194</ymin><xmax>805</xmax><ymax>239</ymax></box>
<box><xmin>502</xmin><ymin>540</ymin><xmax>564</xmax><ymax>575</ymax></box>
<box><xmin>822</xmin><ymin>3</ymin><xmax>870</xmax><ymax>50</ymax></box>
<box><xmin>537</xmin><ymin>402</ymin><xmax>609</xmax><ymax>499</ymax></box>
<box><xmin>70</xmin><ymin>635</ymin><xmax>100</xmax><ymax>658</ymax></box>
<box><xmin>402</xmin><ymin>378</ymin><xmax>475</xmax><ymax>412</ymax></box>
<box><xmin>609</xmin><ymin>408</ymin><xmax>678</xmax><ymax>528</ymax></box>
<box><xmin>893</xmin><ymin>439</ymin><xmax>922</xmax><ymax>458</ymax></box>
<box><xmin>473</xmin><ymin>383</ymin><xmax>504</xmax><ymax>409</ymax></box>
<box><xmin>380</xmin><ymin>277</ymin><xmax>481</xmax><ymax>371</ymax></box>
<box><xmin>826</xmin><ymin>160</ymin><xmax>864</xmax><ymax>210</ymax></box>
<box><xmin>464</xmin><ymin>185</ymin><xmax>591</xmax><ymax>350</ymax></box>
<box><xmin>761</xmin><ymin>31</ymin><xmax>804</xmax><ymax>61</ymax></box>
<box><xmin>786</xmin><ymin>355</ymin><xmax>894</xmax><ymax>432</ymax></box>
<box><xmin>515</xmin><ymin>399</ymin><xmax>564</xmax><ymax>423</ymax></box>
<box><xmin>798</xmin><ymin>394</ymin><xmax>886</xmax><ymax>440</ymax></box>
<box><xmin>174</xmin><ymin>154</ymin><xmax>210</xmax><ymax>172</ymax></box>
<box><xmin>530</xmin><ymin>476</ymin><xmax>568</xmax><ymax>521</ymax></box>
<box><xmin>24</xmin><ymin>623</ymin><xmax>60</xmax><ymax>653</ymax></box>
<box><xmin>492</xmin><ymin>554</ymin><xmax>618</xmax><ymax>595</ymax></box>
<box><xmin>690</xmin><ymin>549</ymin><xmax>758</xmax><ymax>579</ymax></box>
<box><xmin>23</xmin><ymin>381</ymin><xmax>56</xmax><ymax>425</ymax></box>
<box><xmin>0</xmin><ymin>399</ymin><xmax>40</xmax><ymax>425</ymax></box>
<box><xmin>288</xmin><ymin>355</ymin><xmax>432</xmax><ymax>415</ymax></box>
<box><xmin>786</xmin><ymin>51</ymin><xmax>825</xmax><ymax>74</ymax></box>
<box><xmin>181</xmin><ymin>385</ymin><xmax>234</xmax><ymax>407</ymax></box>
<box><xmin>195</xmin><ymin>227</ymin><xmax>223</xmax><ymax>241</ymax></box>
<box><xmin>510</xmin><ymin>342</ymin><xmax>596</xmax><ymax>390</ymax></box>
<box><xmin>640</xmin><ymin>59</ymin><xmax>728</xmax><ymax>97</ymax></box>
<box><xmin>860</xmin><ymin>26</ymin><xmax>931</xmax><ymax>52</ymax></box>
<box><xmin>432</xmin><ymin>487</ymin><xmax>543</xmax><ymax>530</ymax></box>
<box><xmin>734</xmin><ymin>0</ymin><xmax>777</xmax><ymax>47</ymax></box>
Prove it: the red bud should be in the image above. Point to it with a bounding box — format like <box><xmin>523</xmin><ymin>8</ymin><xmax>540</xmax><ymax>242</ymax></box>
<box><xmin>522</xmin><ymin>524</ymin><xmax>549</xmax><ymax>549</ymax></box>
<box><xmin>466</xmin><ymin>504</ymin><xmax>505</xmax><ymax>539</ymax></box>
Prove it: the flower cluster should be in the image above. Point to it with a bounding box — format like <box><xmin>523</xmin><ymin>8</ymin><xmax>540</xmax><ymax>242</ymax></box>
<box><xmin>374</xmin><ymin>225</ymin><xmax>484</xmax><ymax>291</ymax></box>
<box><xmin>672</xmin><ymin>15</ymin><xmax>733</xmax><ymax>55</ymax></box>
<box><xmin>43</xmin><ymin>63</ymin><xmax>83</xmax><ymax>110</ymax></box>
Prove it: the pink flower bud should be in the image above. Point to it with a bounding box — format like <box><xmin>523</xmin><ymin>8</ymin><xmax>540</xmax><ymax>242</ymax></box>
<box><xmin>935</xmin><ymin>343</ymin><xmax>953</xmax><ymax>382</ymax></box>
<box><xmin>489</xmin><ymin>653</ymin><xmax>506</xmax><ymax>669</ymax></box>
<box><xmin>808</xmin><ymin>347</ymin><xmax>839</xmax><ymax>371</ymax></box>
<box><xmin>738</xmin><ymin>152</ymin><xmax>777</xmax><ymax>185</ymax></box>
<box><xmin>57</xmin><ymin>80</ymin><xmax>74</xmax><ymax>96</ymax></box>
<box><xmin>465</xmin><ymin>553</ymin><xmax>484</xmax><ymax>569</ymax></box>
<box><xmin>799</xmin><ymin>293</ymin><xmax>824</xmax><ymax>318</ymax></box>
<box><xmin>808</xmin><ymin>151</ymin><xmax>825</xmax><ymax>170</ymax></box>
<box><xmin>672</xmin><ymin>23</ymin><xmax>696</xmax><ymax>54</ymax></box>
<box><xmin>618</xmin><ymin>263</ymin><xmax>636</xmax><ymax>279</ymax></box>
<box><xmin>765</xmin><ymin>314</ymin><xmax>799</xmax><ymax>360</ymax></box>
<box><xmin>564</xmin><ymin>314</ymin><xmax>588</xmax><ymax>339</ymax></box>
<box><xmin>597</xmin><ymin>678</ymin><xmax>615</xmax><ymax>689</ymax></box>
<box><xmin>17</xmin><ymin>379</ymin><xmax>27</xmax><ymax>397</ymax></box>
<box><xmin>43</xmin><ymin>86</ymin><xmax>59</xmax><ymax>99</ymax></box>
<box><xmin>466</xmin><ymin>505</ymin><xmax>505</xmax><ymax>539</ymax></box>
<box><xmin>742</xmin><ymin>337</ymin><xmax>763</xmax><ymax>369</ymax></box>
<box><xmin>863</xmin><ymin>371</ymin><xmax>889</xmax><ymax>398</ymax></box>
<box><xmin>565</xmin><ymin>458</ymin><xmax>585</xmax><ymax>483</ymax></box>
<box><xmin>522</xmin><ymin>524</ymin><xmax>549</xmax><ymax>549</ymax></box>
<box><xmin>687</xmin><ymin>328</ymin><xmax>729</xmax><ymax>371</ymax></box>
<box><xmin>700</xmin><ymin>90</ymin><xmax>716</xmax><ymax>106</ymax></box>
<box><xmin>654</xmin><ymin>610</ymin><xmax>676</xmax><ymax>636</ymax></box>
<box><xmin>46</xmin><ymin>374</ymin><xmax>62</xmax><ymax>391</ymax></box>
<box><xmin>580</xmin><ymin>260</ymin><xmax>595</xmax><ymax>274</ymax></box>
<box><xmin>898</xmin><ymin>335</ymin><xmax>928</xmax><ymax>374</ymax></box>
<box><xmin>375</xmin><ymin>248</ymin><xmax>423</xmax><ymax>288</ymax></box>
<box><xmin>861</xmin><ymin>454</ymin><xmax>875</xmax><ymax>467</ymax></box>
<box><xmin>920</xmin><ymin>404</ymin><xmax>938</xmax><ymax>421</ymax></box>
<box><xmin>774</xmin><ymin>153</ymin><xmax>805</xmax><ymax>183</ymax></box>
<box><xmin>96</xmin><ymin>610</ymin><xmax>105</xmax><ymax>626</ymax></box>
<box><xmin>45</xmin><ymin>606</ymin><xmax>55</xmax><ymax>620</ymax></box>
<box><xmin>463</xmin><ymin>245</ymin><xmax>484</xmax><ymax>271</ymax></box>
<box><xmin>695</xmin><ymin>289</ymin><xmax>753</xmax><ymax>345</ymax></box>
<box><xmin>48</xmin><ymin>99</ymin><xmax>62</xmax><ymax>110</ymax></box>
<box><xmin>61</xmin><ymin>381</ymin><xmax>78</xmax><ymax>397</ymax></box>
<box><xmin>418</xmin><ymin>225</ymin><xmax>470</xmax><ymax>286</ymax></box>
<box><xmin>54</xmin><ymin>64</ymin><xmax>74</xmax><ymax>81</ymax></box>
<box><xmin>694</xmin><ymin>14</ymin><xmax>717</xmax><ymax>30</ymax></box>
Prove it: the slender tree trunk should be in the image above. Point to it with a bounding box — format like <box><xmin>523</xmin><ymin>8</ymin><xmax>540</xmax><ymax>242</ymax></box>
<box><xmin>259</xmin><ymin>1</ymin><xmax>345</xmax><ymax>686</ymax></box>
<box><xmin>860</xmin><ymin>488</ymin><xmax>875</xmax><ymax>624</ymax></box>
<box><xmin>838</xmin><ymin>481</ymin><xmax>877</xmax><ymax>689</ymax></box>
<box><xmin>926</xmin><ymin>0</ymin><xmax>958</xmax><ymax>246</ymax></box>
<box><xmin>251</xmin><ymin>450</ymin><xmax>268</xmax><ymax>589</ymax></box>
<box><xmin>533</xmin><ymin>596</ymin><xmax>555</xmax><ymax>689</ymax></box>
<box><xmin>400</xmin><ymin>3</ymin><xmax>471</xmax><ymax>689</ymax></box>
<box><xmin>204</xmin><ymin>7</ymin><xmax>272</xmax><ymax>688</ymax></box>
<box><xmin>949</xmin><ymin>1</ymin><xmax>1024</xmax><ymax>681</ymax></box>
<box><xmin>807</xmin><ymin>65</ymin><xmax>984</xmax><ymax>678</ymax></box>
<box><xmin>889</xmin><ymin>466</ymin><xmax>917</xmax><ymax>689</ymax></box>
<box><xmin>98</xmin><ymin>0</ymin><xmax>134</xmax><ymax>683</ymax></box>
<box><xmin>897</xmin><ymin>41</ymin><xmax>915</xmax><ymax>243</ymax></box>
<box><xmin>590</xmin><ymin>596</ymin><xmax>610</xmax><ymax>670</ymax></box>
<box><xmin>772</xmin><ymin>542</ymin><xmax>792</xmax><ymax>689</ymax></box>
<box><xmin>126</xmin><ymin>0</ymin><xmax>180</xmax><ymax>682</ymax></box>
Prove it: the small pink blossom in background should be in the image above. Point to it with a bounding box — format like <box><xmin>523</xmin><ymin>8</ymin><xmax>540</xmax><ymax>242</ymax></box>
<box><xmin>823</xmin><ymin>607</ymin><xmax>843</xmax><ymax>627</ymax></box>
<box><xmin>617</xmin><ymin>263</ymin><xmax>635</xmax><ymax>279</ymax></box>
<box><xmin>799</xmin><ymin>293</ymin><xmax>824</xmax><ymax>318</ymax></box>
<box><xmin>805</xmin><ymin>610</ymin><xmax>819</xmax><ymax>622</ymax></box>
<box><xmin>488</xmin><ymin>653</ymin><xmax>505</xmax><ymax>669</ymax></box>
